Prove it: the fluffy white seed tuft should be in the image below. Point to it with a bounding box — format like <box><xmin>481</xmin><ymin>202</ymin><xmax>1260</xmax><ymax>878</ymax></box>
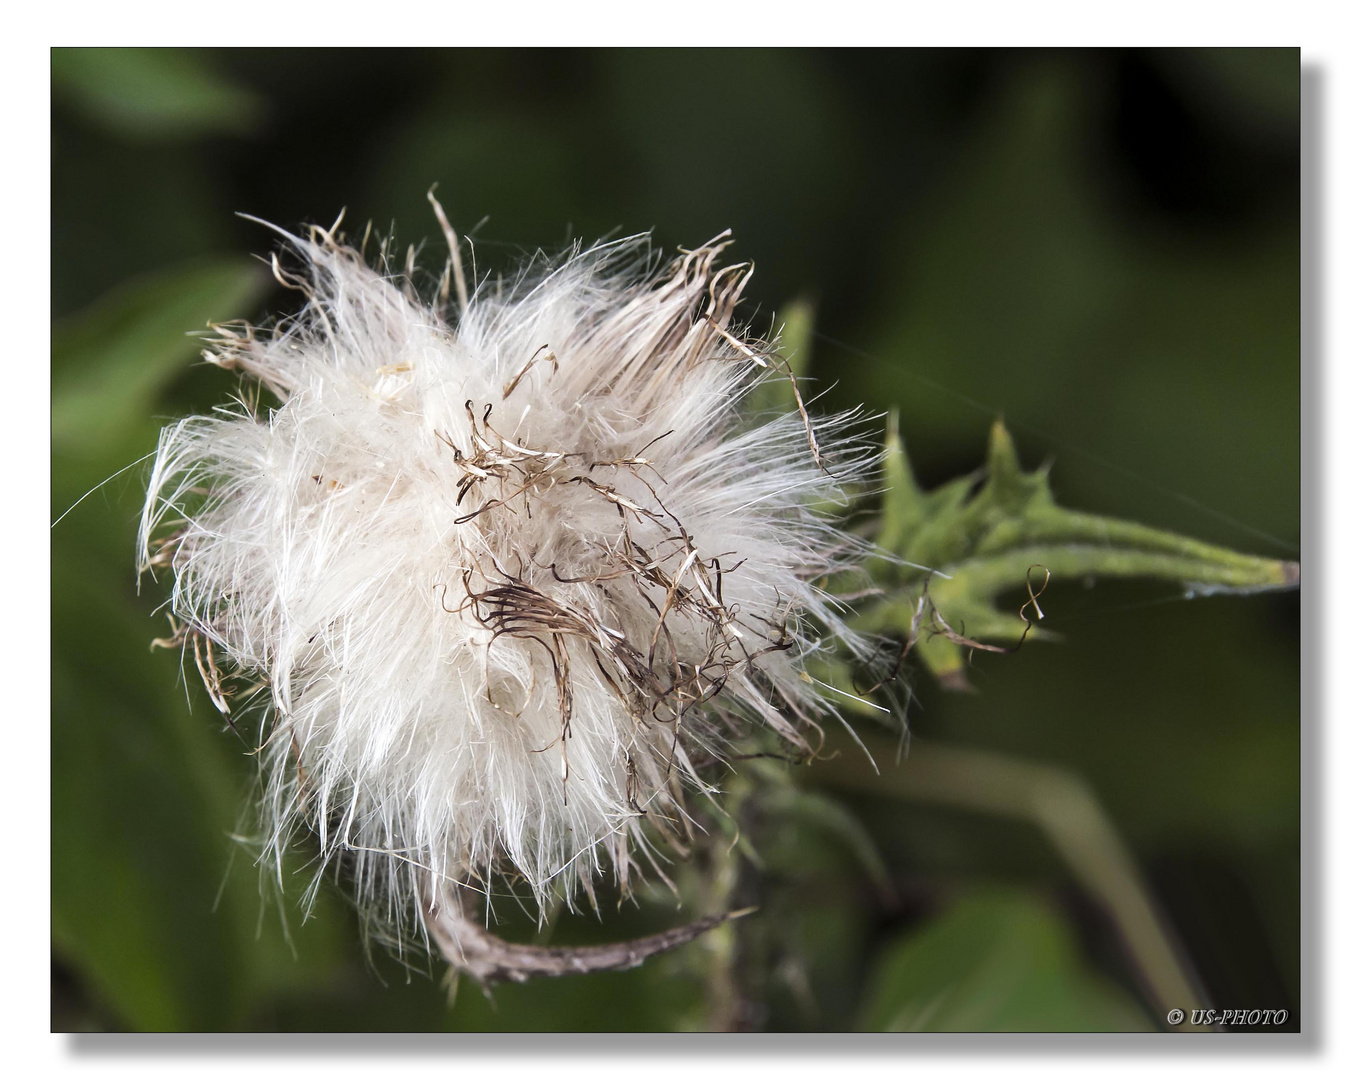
<box><xmin>139</xmin><ymin>221</ymin><xmax>875</xmax><ymax>953</ymax></box>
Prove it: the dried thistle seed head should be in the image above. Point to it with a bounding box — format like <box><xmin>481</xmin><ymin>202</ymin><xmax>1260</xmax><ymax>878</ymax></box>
<box><xmin>138</xmin><ymin>216</ymin><xmax>875</xmax><ymax>958</ymax></box>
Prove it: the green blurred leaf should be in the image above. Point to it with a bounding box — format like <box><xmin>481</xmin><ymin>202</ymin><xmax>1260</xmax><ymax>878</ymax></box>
<box><xmin>856</xmin><ymin>888</ymin><xmax>1154</xmax><ymax>1032</ymax></box>
<box><xmin>51</xmin><ymin>518</ymin><xmax>242</xmax><ymax>1028</ymax></box>
<box><xmin>52</xmin><ymin>48</ymin><xmax>264</xmax><ymax>139</ymax></box>
<box><xmin>52</xmin><ymin>259</ymin><xmax>266</xmax><ymax>458</ymax></box>
<box><xmin>52</xmin><ymin>506</ymin><xmax>355</xmax><ymax>1031</ymax></box>
<box><xmin>858</xmin><ymin>419</ymin><xmax>1297</xmax><ymax>685</ymax></box>
<box><xmin>50</xmin><ymin>262</ymin><xmax>353</xmax><ymax>1030</ymax></box>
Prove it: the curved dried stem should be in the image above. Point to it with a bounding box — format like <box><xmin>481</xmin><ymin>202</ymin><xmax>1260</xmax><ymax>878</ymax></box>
<box><xmin>426</xmin><ymin>888</ymin><xmax>751</xmax><ymax>986</ymax></box>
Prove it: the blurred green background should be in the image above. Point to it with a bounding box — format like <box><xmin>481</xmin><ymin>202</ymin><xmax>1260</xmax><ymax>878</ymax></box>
<box><xmin>51</xmin><ymin>48</ymin><xmax>1300</xmax><ymax>1032</ymax></box>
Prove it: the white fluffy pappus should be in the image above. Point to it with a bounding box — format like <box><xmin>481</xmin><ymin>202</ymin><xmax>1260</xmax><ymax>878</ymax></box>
<box><xmin>138</xmin><ymin>216</ymin><xmax>876</xmax><ymax>966</ymax></box>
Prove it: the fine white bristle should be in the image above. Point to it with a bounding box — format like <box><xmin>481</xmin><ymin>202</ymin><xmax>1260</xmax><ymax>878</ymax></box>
<box><xmin>139</xmin><ymin>223</ymin><xmax>876</xmax><ymax>954</ymax></box>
